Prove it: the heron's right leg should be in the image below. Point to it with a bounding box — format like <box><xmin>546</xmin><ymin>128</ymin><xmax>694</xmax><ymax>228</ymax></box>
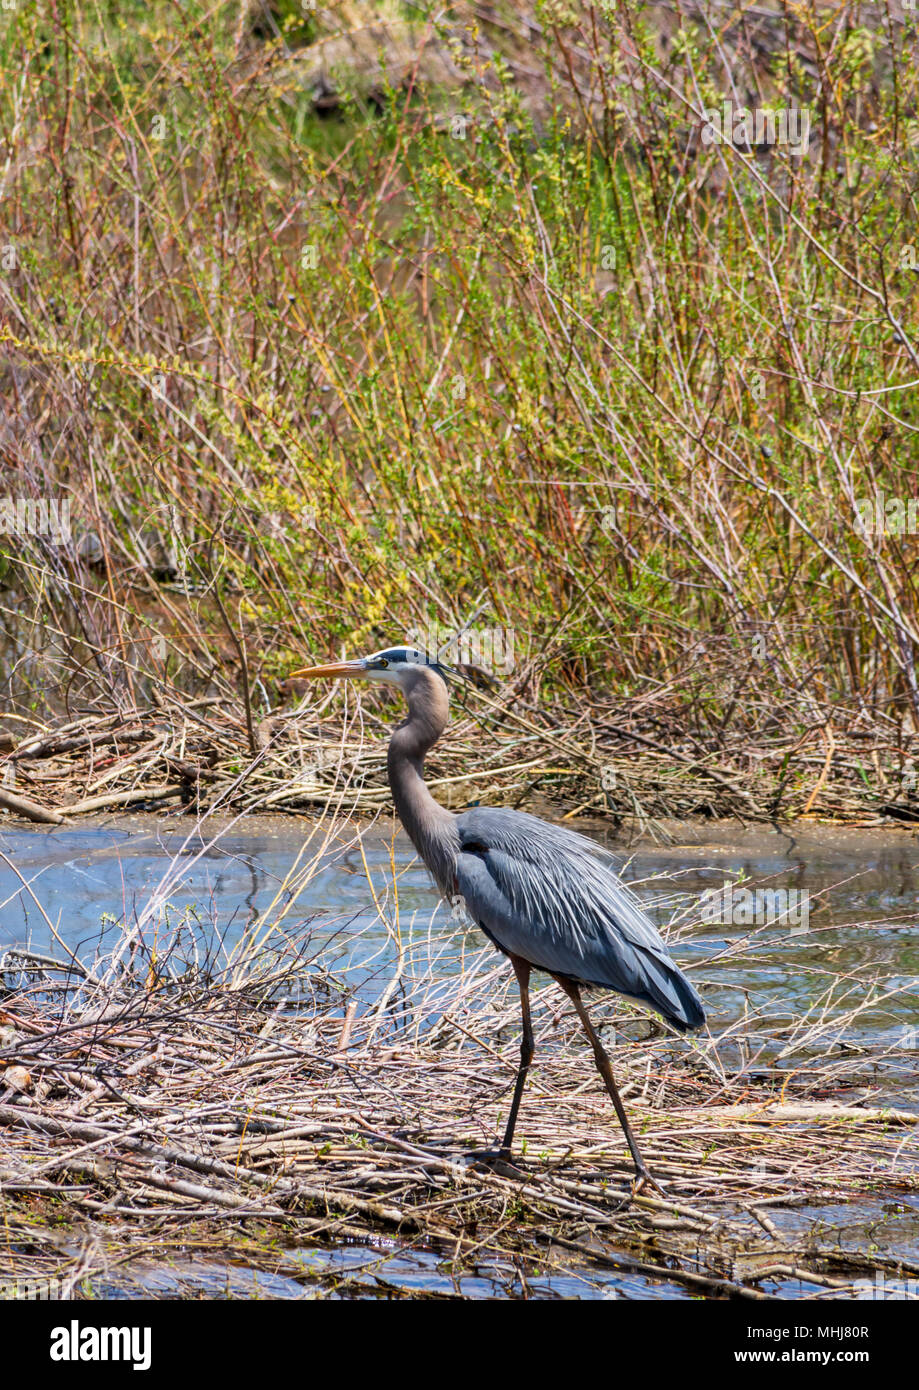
<box><xmin>553</xmin><ymin>974</ymin><xmax>662</xmax><ymax>1192</ymax></box>
<box><xmin>499</xmin><ymin>956</ymin><xmax>534</xmax><ymax>1157</ymax></box>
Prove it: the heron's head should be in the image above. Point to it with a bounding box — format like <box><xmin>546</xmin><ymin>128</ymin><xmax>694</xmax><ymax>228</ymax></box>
<box><xmin>288</xmin><ymin>646</ymin><xmax>455</xmax><ymax>693</ymax></box>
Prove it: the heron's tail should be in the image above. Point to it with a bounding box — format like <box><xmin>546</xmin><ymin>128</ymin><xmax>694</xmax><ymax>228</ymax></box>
<box><xmin>636</xmin><ymin>949</ymin><xmax>706</xmax><ymax>1032</ymax></box>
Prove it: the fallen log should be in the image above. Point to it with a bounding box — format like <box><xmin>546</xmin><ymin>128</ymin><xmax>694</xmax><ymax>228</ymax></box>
<box><xmin>680</xmin><ymin>1102</ymin><xmax>919</xmax><ymax>1125</ymax></box>
<box><xmin>59</xmin><ymin>783</ymin><xmax>185</xmax><ymax>815</ymax></box>
<box><xmin>0</xmin><ymin>787</ymin><xmax>64</xmax><ymax>825</ymax></box>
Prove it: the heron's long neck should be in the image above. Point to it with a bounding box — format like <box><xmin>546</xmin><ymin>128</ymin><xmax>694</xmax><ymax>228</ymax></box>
<box><xmin>387</xmin><ymin>677</ymin><xmax>457</xmax><ymax>895</ymax></box>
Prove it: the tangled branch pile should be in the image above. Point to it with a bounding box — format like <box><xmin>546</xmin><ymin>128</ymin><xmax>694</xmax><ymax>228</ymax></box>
<box><xmin>1</xmin><ymin>925</ymin><xmax>917</xmax><ymax>1300</ymax></box>
<box><xmin>3</xmin><ymin>663</ymin><xmax>919</xmax><ymax>829</ymax></box>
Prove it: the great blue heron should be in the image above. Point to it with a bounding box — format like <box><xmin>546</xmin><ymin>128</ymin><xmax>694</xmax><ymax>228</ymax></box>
<box><xmin>289</xmin><ymin>646</ymin><xmax>705</xmax><ymax>1188</ymax></box>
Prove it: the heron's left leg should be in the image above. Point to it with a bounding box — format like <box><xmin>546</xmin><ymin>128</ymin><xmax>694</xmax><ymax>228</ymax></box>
<box><xmin>499</xmin><ymin>956</ymin><xmax>534</xmax><ymax>1158</ymax></box>
<box><xmin>553</xmin><ymin>975</ymin><xmax>659</xmax><ymax>1191</ymax></box>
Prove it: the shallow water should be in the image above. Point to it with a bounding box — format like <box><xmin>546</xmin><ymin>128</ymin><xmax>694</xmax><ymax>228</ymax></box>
<box><xmin>90</xmin><ymin>1243</ymin><xmax>690</xmax><ymax>1300</ymax></box>
<box><xmin>1</xmin><ymin>815</ymin><xmax>917</xmax><ymax>1055</ymax></box>
<box><xmin>2</xmin><ymin>813</ymin><xmax>918</xmax><ymax>1298</ymax></box>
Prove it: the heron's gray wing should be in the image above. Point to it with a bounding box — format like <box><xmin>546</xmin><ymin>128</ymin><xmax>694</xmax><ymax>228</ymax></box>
<box><xmin>454</xmin><ymin>808</ymin><xmax>704</xmax><ymax>1030</ymax></box>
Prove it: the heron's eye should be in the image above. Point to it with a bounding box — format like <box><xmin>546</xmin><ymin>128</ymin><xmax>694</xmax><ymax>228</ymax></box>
<box><xmin>378</xmin><ymin>658</ymin><xmax>389</xmax><ymax>668</ymax></box>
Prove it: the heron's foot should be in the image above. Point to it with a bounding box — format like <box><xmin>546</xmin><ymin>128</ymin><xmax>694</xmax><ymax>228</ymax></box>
<box><xmin>465</xmin><ymin>1147</ymin><xmax>526</xmax><ymax>1179</ymax></box>
<box><xmin>631</xmin><ymin>1164</ymin><xmax>667</xmax><ymax>1197</ymax></box>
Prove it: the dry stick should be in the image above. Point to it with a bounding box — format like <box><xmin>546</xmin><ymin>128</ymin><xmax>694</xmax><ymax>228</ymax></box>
<box><xmin>114</xmin><ymin>1158</ymin><xmax>285</xmax><ymax>1214</ymax></box>
<box><xmin>0</xmin><ymin>787</ymin><xmax>63</xmax><ymax>825</ymax></box>
<box><xmin>59</xmin><ymin>783</ymin><xmax>184</xmax><ymax>816</ymax></box>
<box><xmin>680</xmin><ymin>1103</ymin><xmax>919</xmax><ymax>1126</ymax></box>
<box><xmin>336</xmin><ymin>1000</ymin><xmax>359</xmax><ymax>1053</ymax></box>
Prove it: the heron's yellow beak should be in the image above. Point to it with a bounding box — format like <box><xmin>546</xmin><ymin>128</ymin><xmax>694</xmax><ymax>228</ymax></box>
<box><xmin>287</xmin><ymin>660</ymin><xmax>366</xmax><ymax>681</ymax></box>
